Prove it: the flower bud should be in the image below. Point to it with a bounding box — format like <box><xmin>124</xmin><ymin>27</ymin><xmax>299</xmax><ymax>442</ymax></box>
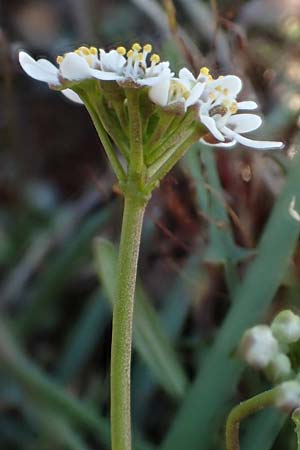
<box><xmin>276</xmin><ymin>381</ymin><xmax>300</xmax><ymax>412</ymax></box>
<box><xmin>271</xmin><ymin>310</ymin><xmax>300</xmax><ymax>344</ymax></box>
<box><xmin>266</xmin><ymin>353</ymin><xmax>292</xmax><ymax>383</ymax></box>
<box><xmin>239</xmin><ymin>325</ymin><xmax>278</xmax><ymax>369</ymax></box>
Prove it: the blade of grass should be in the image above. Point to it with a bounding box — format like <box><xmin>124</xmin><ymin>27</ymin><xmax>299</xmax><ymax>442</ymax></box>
<box><xmin>0</xmin><ymin>318</ymin><xmax>155</xmax><ymax>450</ymax></box>
<box><xmin>161</xmin><ymin>153</ymin><xmax>300</xmax><ymax>450</ymax></box>
<box><xmin>94</xmin><ymin>238</ymin><xmax>188</xmax><ymax>400</ymax></box>
<box><xmin>56</xmin><ymin>290</ymin><xmax>110</xmax><ymax>383</ymax></box>
<box><xmin>15</xmin><ymin>206</ymin><xmax>113</xmax><ymax>336</ymax></box>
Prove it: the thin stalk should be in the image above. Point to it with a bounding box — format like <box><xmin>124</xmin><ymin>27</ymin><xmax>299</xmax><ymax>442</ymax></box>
<box><xmin>111</xmin><ymin>193</ymin><xmax>147</xmax><ymax>450</ymax></box>
<box><xmin>96</xmin><ymin>98</ymin><xmax>130</xmax><ymax>161</ymax></box>
<box><xmin>147</xmin><ymin>129</ymin><xmax>202</xmax><ymax>186</ymax></box>
<box><xmin>81</xmin><ymin>94</ymin><xmax>126</xmax><ymax>182</ymax></box>
<box><xmin>126</xmin><ymin>88</ymin><xmax>144</xmax><ymax>175</ymax></box>
<box><xmin>226</xmin><ymin>388</ymin><xmax>279</xmax><ymax>450</ymax></box>
<box><xmin>145</xmin><ymin>111</ymin><xmax>177</xmax><ymax>150</ymax></box>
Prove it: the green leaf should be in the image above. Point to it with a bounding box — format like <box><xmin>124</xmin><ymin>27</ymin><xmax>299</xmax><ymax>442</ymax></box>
<box><xmin>94</xmin><ymin>237</ymin><xmax>188</xmax><ymax>400</ymax></box>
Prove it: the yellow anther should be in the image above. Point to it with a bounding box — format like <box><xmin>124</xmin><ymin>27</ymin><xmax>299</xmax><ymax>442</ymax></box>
<box><xmin>143</xmin><ymin>44</ymin><xmax>152</xmax><ymax>53</ymax></box>
<box><xmin>117</xmin><ymin>46</ymin><xmax>126</xmax><ymax>55</ymax></box>
<box><xmin>132</xmin><ymin>43</ymin><xmax>142</xmax><ymax>51</ymax></box>
<box><xmin>150</xmin><ymin>53</ymin><xmax>160</xmax><ymax>64</ymax></box>
<box><xmin>223</xmin><ymin>88</ymin><xmax>229</xmax><ymax>96</ymax></box>
<box><xmin>230</xmin><ymin>102</ymin><xmax>238</xmax><ymax>114</ymax></box>
<box><xmin>90</xmin><ymin>47</ymin><xmax>98</xmax><ymax>55</ymax></box>
<box><xmin>56</xmin><ymin>55</ymin><xmax>64</xmax><ymax>64</ymax></box>
<box><xmin>208</xmin><ymin>74</ymin><xmax>213</xmax><ymax>81</ymax></box>
<box><xmin>208</xmin><ymin>92</ymin><xmax>217</xmax><ymax>100</ymax></box>
<box><xmin>75</xmin><ymin>49</ymin><xmax>81</xmax><ymax>55</ymax></box>
<box><xmin>215</xmin><ymin>85</ymin><xmax>223</xmax><ymax>92</ymax></box>
<box><xmin>222</xmin><ymin>99</ymin><xmax>230</xmax><ymax>107</ymax></box>
<box><xmin>79</xmin><ymin>46</ymin><xmax>90</xmax><ymax>55</ymax></box>
<box><xmin>218</xmin><ymin>75</ymin><xmax>224</xmax><ymax>79</ymax></box>
<box><xmin>137</xmin><ymin>53</ymin><xmax>144</xmax><ymax>61</ymax></box>
<box><xmin>127</xmin><ymin>49</ymin><xmax>134</xmax><ymax>58</ymax></box>
<box><xmin>200</xmin><ymin>66</ymin><xmax>210</xmax><ymax>76</ymax></box>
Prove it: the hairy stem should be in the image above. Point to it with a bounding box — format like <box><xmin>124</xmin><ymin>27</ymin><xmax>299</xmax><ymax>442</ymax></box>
<box><xmin>111</xmin><ymin>192</ymin><xmax>147</xmax><ymax>450</ymax></box>
<box><xmin>226</xmin><ymin>388</ymin><xmax>278</xmax><ymax>450</ymax></box>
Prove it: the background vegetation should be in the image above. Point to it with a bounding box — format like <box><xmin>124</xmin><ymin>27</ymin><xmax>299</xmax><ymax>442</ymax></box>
<box><xmin>0</xmin><ymin>0</ymin><xmax>300</xmax><ymax>449</ymax></box>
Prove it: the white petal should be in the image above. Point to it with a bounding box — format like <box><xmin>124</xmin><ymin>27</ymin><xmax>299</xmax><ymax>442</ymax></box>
<box><xmin>59</xmin><ymin>53</ymin><xmax>92</xmax><ymax>81</ymax></box>
<box><xmin>186</xmin><ymin>83</ymin><xmax>204</xmax><ymax>107</ymax></box>
<box><xmin>210</xmin><ymin>75</ymin><xmax>242</xmax><ymax>96</ymax></box>
<box><xmin>179</xmin><ymin>68</ymin><xmax>196</xmax><ymax>82</ymax></box>
<box><xmin>227</xmin><ymin>114</ymin><xmax>262</xmax><ymax>133</ymax></box>
<box><xmin>61</xmin><ymin>89</ymin><xmax>84</xmax><ymax>104</ymax></box>
<box><xmin>226</xmin><ymin>130</ymin><xmax>283</xmax><ymax>149</ymax></box>
<box><xmin>19</xmin><ymin>51</ymin><xmax>59</xmax><ymax>85</ymax></box>
<box><xmin>238</xmin><ymin>101</ymin><xmax>258</xmax><ymax>110</ymax></box>
<box><xmin>148</xmin><ymin>78</ymin><xmax>170</xmax><ymax>106</ymax></box>
<box><xmin>89</xmin><ymin>68</ymin><xmax>124</xmax><ymax>81</ymax></box>
<box><xmin>200</xmin><ymin>114</ymin><xmax>225</xmax><ymax>141</ymax></box>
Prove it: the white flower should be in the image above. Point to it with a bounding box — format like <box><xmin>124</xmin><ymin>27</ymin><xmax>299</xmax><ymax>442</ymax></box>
<box><xmin>271</xmin><ymin>310</ymin><xmax>300</xmax><ymax>344</ymax></box>
<box><xmin>95</xmin><ymin>43</ymin><xmax>173</xmax><ymax>87</ymax></box>
<box><xmin>148</xmin><ymin>77</ymin><xmax>204</xmax><ymax>110</ymax></box>
<box><xmin>19</xmin><ymin>43</ymin><xmax>173</xmax><ymax>103</ymax></box>
<box><xmin>198</xmin><ymin>74</ymin><xmax>283</xmax><ymax>149</ymax></box>
<box><xmin>276</xmin><ymin>381</ymin><xmax>300</xmax><ymax>412</ymax></box>
<box><xmin>239</xmin><ymin>325</ymin><xmax>279</xmax><ymax>369</ymax></box>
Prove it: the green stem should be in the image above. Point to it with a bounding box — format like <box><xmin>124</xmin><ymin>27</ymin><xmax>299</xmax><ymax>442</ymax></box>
<box><xmin>126</xmin><ymin>89</ymin><xmax>144</xmax><ymax>175</ymax></box>
<box><xmin>147</xmin><ymin>128</ymin><xmax>203</xmax><ymax>187</ymax></box>
<box><xmin>111</xmin><ymin>193</ymin><xmax>147</xmax><ymax>450</ymax></box>
<box><xmin>226</xmin><ymin>388</ymin><xmax>279</xmax><ymax>450</ymax></box>
<box><xmin>81</xmin><ymin>93</ymin><xmax>126</xmax><ymax>182</ymax></box>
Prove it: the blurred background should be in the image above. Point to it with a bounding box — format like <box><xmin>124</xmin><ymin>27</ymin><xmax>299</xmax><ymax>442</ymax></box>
<box><xmin>0</xmin><ymin>0</ymin><xmax>300</xmax><ymax>449</ymax></box>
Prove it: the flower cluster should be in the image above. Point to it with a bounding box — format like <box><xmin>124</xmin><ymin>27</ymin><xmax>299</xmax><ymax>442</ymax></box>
<box><xmin>19</xmin><ymin>42</ymin><xmax>282</xmax><ymax>152</ymax></box>
<box><xmin>239</xmin><ymin>310</ymin><xmax>300</xmax><ymax>411</ymax></box>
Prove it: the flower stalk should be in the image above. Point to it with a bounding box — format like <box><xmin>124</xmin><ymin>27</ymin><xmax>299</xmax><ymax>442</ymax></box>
<box><xmin>111</xmin><ymin>192</ymin><xmax>147</xmax><ymax>450</ymax></box>
<box><xmin>226</xmin><ymin>388</ymin><xmax>279</xmax><ymax>450</ymax></box>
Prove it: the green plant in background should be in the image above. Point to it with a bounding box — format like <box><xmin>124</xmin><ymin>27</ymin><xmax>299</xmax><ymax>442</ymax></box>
<box><xmin>19</xmin><ymin>40</ymin><xmax>287</xmax><ymax>450</ymax></box>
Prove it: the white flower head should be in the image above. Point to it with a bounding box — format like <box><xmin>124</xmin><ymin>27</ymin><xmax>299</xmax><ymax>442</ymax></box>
<box><xmin>239</xmin><ymin>325</ymin><xmax>279</xmax><ymax>369</ymax></box>
<box><xmin>198</xmin><ymin>73</ymin><xmax>283</xmax><ymax>150</ymax></box>
<box><xmin>95</xmin><ymin>43</ymin><xmax>173</xmax><ymax>87</ymax></box>
<box><xmin>276</xmin><ymin>380</ymin><xmax>300</xmax><ymax>412</ymax></box>
<box><xmin>271</xmin><ymin>310</ymin><xmax>300</xmax><ymax>345</ymax></box>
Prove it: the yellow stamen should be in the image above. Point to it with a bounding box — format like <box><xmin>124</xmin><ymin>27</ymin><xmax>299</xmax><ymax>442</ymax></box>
<box><xmin>223</xmin><ymin>88</ymin><xmax>229</xmax><ymax>96</ymax></box>
<box><xmin>150</xmin><ymin>54</ymin><xmax>160</xmax><ymax>64</ymax></box>
<box><xmin>132</xmin><ymin>43</ymin><xmax>142</xmax><ymax>52</ymax></box>
<box><xmin>209</xmin><ymin>92</ymin><xmax>217</xmax><ymax>100</ymax></box>
<box><xmin>90</xmin><ymin>47</ymin><xmax>98</xmax><ymax>55</ymax></box>
<box><xmin>117</xmin><ymin>46</ymin><xmax>126</xmax><ymax>55</ymax></box>
<box><xmin>75</xmin><ymin>49</ymin><xmax>81</xmax><ymax>55</ymax></box>
<box><xmin>79</xmin><ymin>46</ymin><xmax>90</xmax><ymax>55</ymax></box>
<box><xmin>222</xmin><ymin>99</ymin><xmax>230</xmax><ymax>107</ymax></box>
<box><xmin>56</xmin><ymin>55</ymin><xmax>64</xmax><ymax>64</ymax></box>
<box><xmin>215</xmin><ymin>85</ymin><xmax>223</xmax><ymax>92</ymax></box>
<box><xmin>208</xmin><ymin>74</ymin><xmax>213</xmax><ymax>81</ymax></box>
<box><xmin>127</xmin><ymin>50</ymin><xmax>133</xmax><ymax>58</ymax></box>
<box><xmin>230</xmin><ymin>102</ymin><xmax>238</xmax><ymax>114</ymax></box>
<box><xmin>137</xmin><ymin>53</ymin><xmax>144</xmax><ymax>61</ymax></box>
<box><xmin>218</xmin><ymin>75</ymin><xmax>224</xmax><ymax>79</ymax></box>
<box><xmin>200</xmin><ymin>66</ymin><xmax>210</xmax><ymax>76</ymax></box>
<box><xmin>143</xmin><ymin>44</ymin><xmax>152</xmax><ymax>53</ymax></box>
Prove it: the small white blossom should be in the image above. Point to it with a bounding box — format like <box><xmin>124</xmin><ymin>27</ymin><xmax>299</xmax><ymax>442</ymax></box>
<box><xmin>276</xmin><ymin>381</ymin><xmax>300</xmax><ymax>412</ymax></box>
<box><xmin>19</xmin><ymin>43</ymin><xmax>173</xmax><ymax>103</ymax></box>
<box><xmin>239</xmin><ymin>325</ymin><xmax>279</xmax><ymax>369</ymax></box>
<box><xmin>267</xmin><ymin>353</ymin><xmax>292</xmax><ymax>383</ymax></box>
<box><xmin>197</xmin><ymin>73</ymin><xmax>283</xmax><ymax>149</ymax></box>
<box><xmin>271</xmin><ymin>310</ymin><xmax>300</xmax><ymax>344</ymax></box>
